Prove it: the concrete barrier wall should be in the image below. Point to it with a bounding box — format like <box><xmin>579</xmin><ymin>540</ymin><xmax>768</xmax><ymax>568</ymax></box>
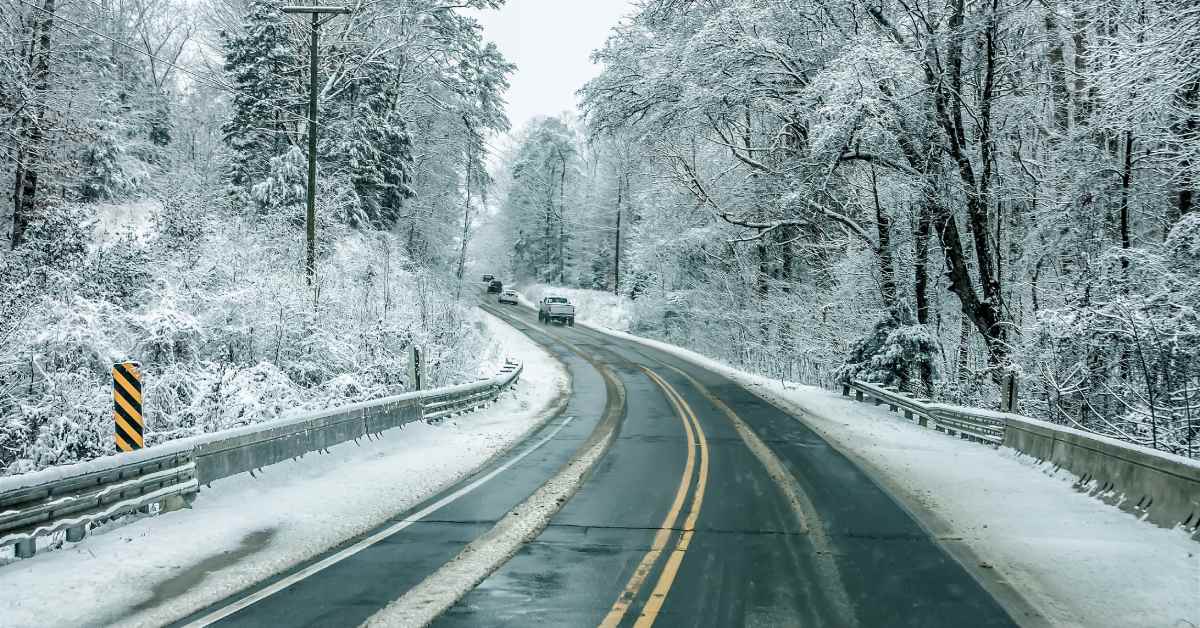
<box><xmin>1003</xmin><ymin>415</ymin><xmax>1200</xmax><ymax>534</ymax></box>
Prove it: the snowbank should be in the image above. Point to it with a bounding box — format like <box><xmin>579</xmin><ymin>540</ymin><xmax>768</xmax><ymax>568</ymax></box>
<box><xmin>520</xmin><ymin>283</ymin><xmax>633</xmax><ymax>331</ymax></box>
<box><xmin>93</xmin><ymin>199</ymin><xmax>161</xmax><ymax>244</ymax></box>
<box><xmin>0</xmin><ymin>310</ymin><xmax>569</xmax><ymax>628</ymax></box>
<box><xmin>587</xmin><ymin>326</ymin><xmax>1200</xmax><ymax>628</ymax></box>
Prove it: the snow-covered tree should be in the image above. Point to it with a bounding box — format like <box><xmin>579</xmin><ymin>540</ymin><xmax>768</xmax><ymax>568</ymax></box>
<box><xmin>221</xmin><ymin>0</ymin><xmax>300</xmax><ymax>200</ymax></box>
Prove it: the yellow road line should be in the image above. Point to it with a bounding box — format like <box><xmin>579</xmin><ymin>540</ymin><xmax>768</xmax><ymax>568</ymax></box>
<box><xmin>598</xmin><ymin>369</ymin><xmax>697</xmax><ymax>628</ymax></box>
<box><xmin>633</xmin><ymin>370</ymin><xmax>709</xmax><ymax>628</ymax></box>
<box><xmin>662</xmin><ymin>364</ymin><xmax>860</xmax><ymax>627</ymax></box>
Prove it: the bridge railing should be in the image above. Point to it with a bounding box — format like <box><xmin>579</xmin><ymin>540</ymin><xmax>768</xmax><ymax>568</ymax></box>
<box><xmin>843</xmin><ymin>380</ymin><xmax>1005</xmax><ymax>445</ymax></box>
<box><xmin>0</xmin><ymin>360</ymin><xmax>523</xmax><ymax>559</ymax></box>
<box><xmin>843</xmin><ymin>379</ymin><xmax>1200</xmax><ymax>536</ymax></box>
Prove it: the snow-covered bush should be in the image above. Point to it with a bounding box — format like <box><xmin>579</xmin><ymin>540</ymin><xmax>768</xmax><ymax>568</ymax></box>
<box><xmin>0</xmin><ymin>184</ymin><xmax>490</xmax><ymax>475</ymax></box>
<box><xmin>837</xmin><ymin>314</ymin><xmax>938</xmax><ymax>393</ymax></box>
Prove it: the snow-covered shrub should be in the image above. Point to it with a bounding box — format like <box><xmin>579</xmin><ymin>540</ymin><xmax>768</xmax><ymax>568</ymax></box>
<box><xmin>251</xmin><ymin>146</ymin><xmax>307</xmax><ymax>215</ymax></box>
<box><xmin>1</xmin><ymin>186</ymin><xmax>492</xmax><ymax>475</ymax></box>
<box><xmin>837</xmin><ymin>313</ymin><xmax>938</xmax><ymax>392</ymax></box>
<box><xmin>3</xmin><ymin>373</ymin><xmax>110</xmax><ymax>475</ymax></box>
<box><xmin>78</xmin><ymin>122</ymin><xmax>149</xmax><ymax>202</ymax></box>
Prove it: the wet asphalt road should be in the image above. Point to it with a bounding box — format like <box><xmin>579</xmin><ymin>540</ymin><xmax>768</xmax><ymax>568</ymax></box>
<box><xmin>171</xmin><ymin>298</ymin><xmax>1019</xmax><ymax>628</ymax></box>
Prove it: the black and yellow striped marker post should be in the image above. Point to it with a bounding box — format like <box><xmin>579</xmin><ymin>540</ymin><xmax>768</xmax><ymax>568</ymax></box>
<box><xmin>113</xmin><ymin>361</ymin><xmax>144</xmax><ymax>452</ymax></box>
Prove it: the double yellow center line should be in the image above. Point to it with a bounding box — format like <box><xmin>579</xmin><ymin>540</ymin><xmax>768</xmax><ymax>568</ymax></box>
<box><xmin>600</xmin><ymin>367</ymin><xmax>709</xmax><ymax>628</ymax></box>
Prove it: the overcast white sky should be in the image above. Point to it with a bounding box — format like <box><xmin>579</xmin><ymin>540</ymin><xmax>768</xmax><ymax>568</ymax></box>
<box><xmin>469</xmin><ymin>1</ymin><xmax>636</xmax><ymax>135</ymax></box>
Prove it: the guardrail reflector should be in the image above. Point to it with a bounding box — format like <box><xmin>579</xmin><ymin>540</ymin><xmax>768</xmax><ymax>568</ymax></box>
<box><xmin>113</xmin><ymin>361</ymin><xmax>144</xmax><ymax>452</ymax></box>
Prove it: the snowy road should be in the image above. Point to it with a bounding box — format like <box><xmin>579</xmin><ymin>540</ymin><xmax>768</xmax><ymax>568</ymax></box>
<box><xmin>434</xmin><ymin>302</ymin><xmax>1024</xmax><ymax>627</ymax></box>
<box><xmin>7</xmin><ymin>293</ymin><xmax>1100</xmax><ymax>628</ymax></box>
<box><xmin>168</xmin><ymin>297</ymin><xmax>1027</xmax><ymax>627</ymax></box>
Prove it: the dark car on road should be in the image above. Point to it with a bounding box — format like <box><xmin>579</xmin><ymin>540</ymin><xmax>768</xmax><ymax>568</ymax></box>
<box><xmin>487</xmin><ymin>279</ymin><xmax>503</xmax><ymax>293</ymax></box>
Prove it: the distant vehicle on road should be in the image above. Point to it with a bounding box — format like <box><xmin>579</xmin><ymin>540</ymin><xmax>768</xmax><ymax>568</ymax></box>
<box><xmin>481</xmin><ymin>274</ymin><xmax>494</xmax><ymax>282</ymax></box>
<box><xmin>498</xmin><ymin>289</ymin><xmax>518</xmax><ymax>305</ymax></box>
<box><xmin>538</xmin><ymin>296</ymin><xmax>575</xmax><ymax>326</ymax></box>
<box><xmin>487</xmin><ymin>279</ymin><xmax>503</xmax><ymax>293</ymax></box>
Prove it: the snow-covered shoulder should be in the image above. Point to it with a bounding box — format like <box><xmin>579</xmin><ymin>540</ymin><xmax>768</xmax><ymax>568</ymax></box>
<box><xmin>587</xmin><ymin>326</ymin><xmax>1200</xmax><ymax>628</ymax></box>
<box><xmin>520</xmin><ymin>283</ymin><xmax>633</xmax><ymax>332</ymax></box>
<box><xmin>0</xmin><ymin>309</ymin><xmax>569</xmax><ymax>628</ymax></box>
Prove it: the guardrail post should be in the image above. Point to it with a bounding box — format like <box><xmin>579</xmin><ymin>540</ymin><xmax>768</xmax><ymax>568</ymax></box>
<box><xmin>854</xmin><ymin>390</ymin><xmax>863</xmax><ymax>402</ymax></box>
<box><xmin>15</xmin><ymin>538</ymin><xmax>35</xmax><ymax>559</ymax></box>
<box><xmin>1000</xmin><ymin>372</ymin><xmax>1018</xmax><ymax>412</ymax></box>
<box><xmin>160</xmin><ymin>494</ymin><xmax>189</xmax><ymax>513</ymax></box>
<box><xmin>408</xmin><ymin>347</ymin><xmax>424</xmax><ymax>391</ymax></box>
<box><xmin>888</xmin><ymin>402</ymin><xmax>898</xmax><ymax>412</ymax></box>
<box><xmin>66</xmin><ymin>525</ymin><xmax>86</xmax><ymax>542</ymax></box>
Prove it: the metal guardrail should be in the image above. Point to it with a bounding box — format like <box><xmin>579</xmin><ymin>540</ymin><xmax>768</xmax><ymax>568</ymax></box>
<box><xmin>844</xmin><ymin>379</ymin><xmax>1200</xmax><ymax>535</ymax></box>
<box><xmin>843</xmin><ymin>380</ymin><xmax>1005</xmax><ymax>445</ymax></box>
<box><xmin>0</xmin><ymin>359</ymin><xmax>523</xmax><ymax>559</ymax></box>
<box><xmin>422</xmin><ymin>360</ymin><xmax>522</xmax><ymax>421</ymax></box>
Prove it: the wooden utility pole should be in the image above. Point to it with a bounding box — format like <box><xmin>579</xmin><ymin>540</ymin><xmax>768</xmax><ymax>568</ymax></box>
<box><xmin>282</xmin><ymin>5</ymin><xmax>349</xmax><ymax>286</ymax></box>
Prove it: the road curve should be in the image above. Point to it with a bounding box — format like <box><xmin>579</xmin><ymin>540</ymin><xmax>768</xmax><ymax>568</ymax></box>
<box><xmin>173</xmin><ymin>296</ymin><xmax>1021</xmax><ymax>627</ymax></box>
<box><xmin>433</xmin><ymin>302</ymin><xmax>1018</xmax><ymax>627</ymax></box>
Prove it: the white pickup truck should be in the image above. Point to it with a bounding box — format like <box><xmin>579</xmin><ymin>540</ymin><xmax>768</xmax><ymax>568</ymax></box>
<box><xmin>538</xmin><ymin>296</ymin><xmax>576</xmax><ymax>326</ymax></box>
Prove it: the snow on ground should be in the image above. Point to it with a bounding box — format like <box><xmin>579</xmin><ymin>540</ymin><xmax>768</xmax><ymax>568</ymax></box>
<box><xmin>92</xmin><ymin>199</ymin><xmax>162</xmax><ymax>244</ymax></box>
<box><xmin>0</xmin><ymin>310</ymin><xmax>569</xmax><ymax>628</ymax></box>
<box><xmin>587</xmin><ymin>325</ymin><xmax>1200</xmax><ymax>628</ymax></box>
<box><xmin>520</xmin><ymin>283</ymin><xmax>633</xmax><ymax>331</ymax></box>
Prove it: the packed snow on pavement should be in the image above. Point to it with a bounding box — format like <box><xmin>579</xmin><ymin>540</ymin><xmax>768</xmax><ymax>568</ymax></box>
<box><xmin>590</xmin><ymin>325</ymin><xmax>1200</xmax><ymax>628</ymax></box>
<box><xmin>0</xmin><ymin>310</ymin><xmax>568</xmax><ymax>628</ymax></box>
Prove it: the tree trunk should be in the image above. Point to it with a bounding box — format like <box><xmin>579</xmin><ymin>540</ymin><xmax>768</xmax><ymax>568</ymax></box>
<box><xmin>544</xmin><ymin>187</ymin><xmax>552</xmax><ymax>279</ymax></box>
<box><xmin>871</xmin><ymin>165</ymin><xmax>896</xmax><ymax>308</ymax></box>
<box><xmin>914</xmin><ymin>200</ymin><xmax>932</xmax><ymax>394</ymax></box>
<box><xmin>613</xmin><ymin>172</ymin><xmax>622</xmax><ymax>294</ymax></box>
<box><xmin>1119</xmin><ymin>130</ymin><xmax>1134</xmax><ymax>270</ymax></box>
<box><xmin>455</xmin><ymin>117</ymin><xmax>474</xmax><ymax>284</ymax></box>
<box><xmin>914</xmin><ymin>201</ymin><xmax>931</xmax><ymax>325</ymax></box>
<box><xmin>931</xmin><ymin>0</ymin><xmax>1009</xmax><ymax>368</ymax></box>
<box><xmin>1045</xmin><ymin>1</ymin><xmax>1070</xmax><ymax>135</ymax></box>
<box><xmin>558</xmin><ymin>149</ymin><xmax>567</xmax><ymax>284</ymax></box>
<box><xmin>10</xmin><ymin>0</ymin><xmax>55</xmax><ymax>249</ymax></box>
<box><xmin>1072</xmin><ymin>7</ymin><xmax>1092</xmax><ymax>127</ymax></box>
<box><xmin>1170</xmin><ymin>80</ymin><xmax>1199</xmax><ymax>231</ymax></box>
<box><xmin>957</xmin><ymin>313</ymin><xmax>971</xmax><ymax>387</ymax></box>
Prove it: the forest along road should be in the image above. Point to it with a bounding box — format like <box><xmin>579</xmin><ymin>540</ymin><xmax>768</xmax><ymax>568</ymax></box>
<box><xmin>173</xmin><ymin>296</ymin><xmax>1022</xmax><ymax>628</ymax></box>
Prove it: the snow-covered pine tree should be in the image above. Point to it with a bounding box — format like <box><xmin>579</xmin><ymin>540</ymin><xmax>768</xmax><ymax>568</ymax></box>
<box><xmin>78</xmin><ymin>119</ymin><xmax>128</xmax><ymax>201</ymax></box>
<box><xmin>590</xmin><ymin>242</ymin><xmax>612</xmax><ymax>291</ymax></box>
<box><xmin>221</xmin><ymin>0</ymin><xmax>300</xmax><ymax>205</ymax></box>
<box><xmin>338</xmin><ymin>64</ymin><xmax>415</xmax><ymax>230</ymax></box>
<box><xmin>250</xmin><ymin>145</ymin><xmax>306</xmax><ymax>216</ymax></box>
